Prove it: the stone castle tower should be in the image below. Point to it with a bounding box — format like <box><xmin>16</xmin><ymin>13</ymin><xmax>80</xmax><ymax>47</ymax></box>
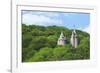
<box><xmin>57</xmin><ymin>32</ymin><xmax>67</xmax><ymax>45</ymax></box>
<box><xmin>70</xmin><ymin>29</ymin><xmax>78</xmax><ymax>48</ymax></box>
<box><xmin>57</xmin><ymin>30</ymin><xmax>78</xmax><ymax>48</ymax></box>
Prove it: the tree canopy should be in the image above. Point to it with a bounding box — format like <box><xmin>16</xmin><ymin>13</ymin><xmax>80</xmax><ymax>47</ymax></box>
<box><xmin>22</xmin><ymin>24</ymin><xmax>90</xmax><ymax>62</ymax></box>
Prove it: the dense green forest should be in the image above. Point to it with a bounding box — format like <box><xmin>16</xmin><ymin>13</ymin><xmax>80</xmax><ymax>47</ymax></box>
<box><xmin>22</xmin><ymin>24</ymin><xmax>90</xmax><ymax>62</ymax></box>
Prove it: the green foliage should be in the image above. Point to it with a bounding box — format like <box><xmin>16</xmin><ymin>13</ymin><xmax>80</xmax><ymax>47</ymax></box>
<box><xmin>53</xmin><ymin>46</ymin><xmax>68</xmax><ymax>60</ymax></box>
<box><xmin>22</xmin><ymin>24</ymin><xmax>90</xmax><ymax>62</ymax></box>
<box><xmin>22</xmin><ymin>33</ymin><xmax>32</xmax><ymax>48</ymax></box>
<box><xmin>28</xmin><ymin>47</ymin><xmax>53</xmax><ymax>62</ymax></box>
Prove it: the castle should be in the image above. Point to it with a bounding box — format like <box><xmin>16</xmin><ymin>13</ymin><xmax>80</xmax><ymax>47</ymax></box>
<box><xmin>57</xmin><ymin>29</ymin><xmax>78</xmax><ymax>48</ymax></box>
<box><xmin>57</xmin><ymin>32</ymin><xmax>67</xmax><ymax>45</ymax></box>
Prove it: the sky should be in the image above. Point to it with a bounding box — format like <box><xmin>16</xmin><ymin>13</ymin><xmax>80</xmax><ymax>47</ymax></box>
<box><xmin>22</xmin><ymin>10</ymin><xmax>90</xmax><ymax>33</ymax></box>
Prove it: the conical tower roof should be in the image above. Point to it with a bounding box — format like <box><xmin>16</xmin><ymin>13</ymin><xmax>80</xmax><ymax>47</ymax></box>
<box><xmin>59</xmin><ymin>32</ymin><xmax>64</xmax><ymax>38</ymax></box>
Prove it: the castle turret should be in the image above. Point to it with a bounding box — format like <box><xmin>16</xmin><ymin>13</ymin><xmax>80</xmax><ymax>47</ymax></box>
<box><xmin>70</xmin><ymin>29</ymin><xmax>78</xmax><ymax>48</ymax></box>
<box><xmin>57</xmin><ymin>32</ymin><xmax>67</xmax><ymax>45</ymax></box>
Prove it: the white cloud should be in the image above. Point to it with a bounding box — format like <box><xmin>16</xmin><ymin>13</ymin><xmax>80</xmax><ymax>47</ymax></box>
<box><xmin>22</xmin><ymin>13</ymin><xmax>63</xmax><ymax>26</ymax></box>
<box><xmin>82</xmin><ymin>25</ymin><xmax>90</xmax><ymax>33</ymax></box>
<box><xmin>42</xmin><ymin>12</ymin><xmax>60</xmax><ymax>17</ymax></box>
<box><xmin>28</xmin><ymin>11</ymin><xmax>60</xmax><ymax>17</ymax></box>
<box><xmin>76</xmin><ymin>25</ymin><xmax>90</xmax><ymax>34</ymax></box>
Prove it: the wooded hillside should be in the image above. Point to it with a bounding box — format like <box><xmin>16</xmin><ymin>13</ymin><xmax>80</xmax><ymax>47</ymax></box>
<box><xmin>22</xmin><ymin>24</ymin><xmax>90</xmax><ymax>62</ymax></box>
